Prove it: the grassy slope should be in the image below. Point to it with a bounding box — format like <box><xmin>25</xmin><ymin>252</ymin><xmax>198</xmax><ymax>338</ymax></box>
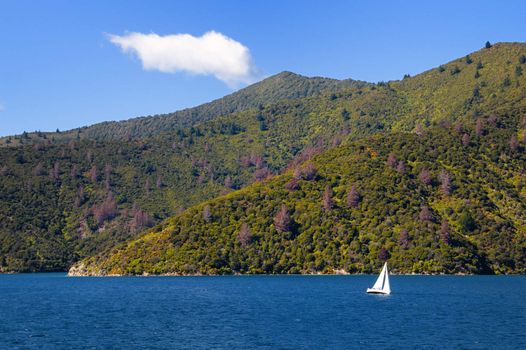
<box><xmin>393</xmin><ymin>42</ymin><xmax>526</xmax><ymax>130</ymax></box>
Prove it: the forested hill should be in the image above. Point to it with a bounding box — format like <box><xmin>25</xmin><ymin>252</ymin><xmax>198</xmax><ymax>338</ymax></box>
<box><xmin>0</xmin><ymin>82</ymin><xmax>388</xmax><ymax>272</ymax></box>
<box><xmin>71</xmin><ymin>112</ymin><xmax>526</xmax><ymax>276</ymax></box>
<box><xmin>0</xmin><ymin>72</ymin><xmax>368</xmax><ymax>146</ymax></box>
<box><xmin>1</xmin><ymin>42</ymin><xmax>526</xmax><ymax>273</ymax></box>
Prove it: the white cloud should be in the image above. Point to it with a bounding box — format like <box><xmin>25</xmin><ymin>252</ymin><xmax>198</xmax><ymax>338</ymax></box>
<box><xmin>108</xmin><ymin>31</ymin><xmax>257</xmax><ymax>87</ymax></box>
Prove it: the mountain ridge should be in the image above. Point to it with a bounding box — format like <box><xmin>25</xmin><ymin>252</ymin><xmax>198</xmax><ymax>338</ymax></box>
<box><xmin>1</xmin><ymin>71</ymin><xmax>369</xmax><ymax>146</ymax></box>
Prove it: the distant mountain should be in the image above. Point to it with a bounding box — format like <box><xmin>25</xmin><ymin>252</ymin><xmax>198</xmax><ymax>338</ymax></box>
<box><xmin>1</xmin><ymin>42</ymin><xmax>526</xmax><ymax>273</ymax></box>
<box><xmin>0</xmin><ymin>72</ymin><xmax>368</xmax><ymax>146</ymax></box>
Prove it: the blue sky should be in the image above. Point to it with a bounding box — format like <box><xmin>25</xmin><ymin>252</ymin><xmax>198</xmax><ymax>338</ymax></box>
<box><xmin>1</xmin><ymin>1</ymin><xmax>525</xmax><ymax>137</ymax></box>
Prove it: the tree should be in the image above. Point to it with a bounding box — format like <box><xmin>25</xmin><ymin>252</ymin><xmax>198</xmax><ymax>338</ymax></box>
<box><xmin>342</xmin><ymin>121</ymin><xmax>350</xmax><ymax>135</ymax></box>
<box><xmin>347</xmin><ymin>184</ymin><xmax>360</xmax><ymax>208</ymax></box>
<box><xmin>224</xmin><ymin>176</ymin><xmax>232</xmax><ymax>189</ymax></box>
<box><xmin>254</xmin><ymin>155</ymin><xmax>265</xmax><ymax>169</ymax></box>
<box><xmin>438</xmin><ymin>170</ymin><xmax>452</xmax><ymax>196</ymax></box>
<box><xmin>322</xmin><ymin>185</ymin><xmax>334</xmax><ymax>212</ymax></box>
<box><xmin>302</xmin><ymin>162</ymin><xmax>317</xmax><ymax>180</ymax></box>
<box><xmin>465</xmin><ymin>55</ymin><xmax>473</xmax><ymax>64</ymax></box>
<box><xmin>459</xmin><ymin>210</ymin><xmax>476</xmax><ymax>233</ymax></box>
<box><xmin>462</xmin><ymin>133</ymin><xmax>471</xmax><ymax>147</ymax></box>
<box><xmin>487</xmin><ymin>113</ymin><xmax>498</xmax><ymax>126</ymax></box>
<box><xmin>258</xmin><ymin>118</ymin><xmax>268</xmax><ymax>131</ymax></box>
<box><xmin>51</xmin><ymin>161</ymin><xmax>60</xmax><ymax>181</ymax></box>
<box><xmin>419</xmin><ymin>206</ymin><xmax>434</xmax><ymax>222</ymax></box>
<box><xmin>341</xmin><ymin>108</ymin><xmax>350</xmax><ymax>121</ymax></box>
<box><xmin>293</xmin><ymin>166</ymin><xmax>302</xmax><ymax>180</ymax></box>
<box><xmin>475</xmin><ymin>118</ymin><xmax>485</xmax><ymax>136</ymax></box>
<box><xmin>386</xmin><ymin>153</ymin><xmax>398</xmax><ymax>169</ymax></box>
<box><xmin>70</xmin><ymin>164</ymin><xmax>78</xmax><ymax>178</ymax></box>
<box><xmin>132</xmin><ymin>208</ymin><xmax>154</xmax><ymax>231</ymax></box>
<box><xmin>439</xmin><ymin>218</ymin><xmax>451</xmax><ymax>245</ymax></box>
<box><xmin>509</xmin><ymin>134</ymin><xmax>519</xmax><ymax>152</ymax></box>
<box><xmin>485</xmin><ymin>41</ymin><xmax>492</xmax><ymax>49</ymax></box>
<box><xmin>520</xmin><ymin>55</ymin><xmax>526</xmax><ymax>64</ymax></box>
<box><xmin>33</xmin><ymin>162</ymin><xmax>46</xmax><ymax>176</ymax></box>
<box><xmin>472</xmin><ymin>86</ymin><xmax>480</xmax><ymax>98</ymax></box>
<box><xmin>68</xmin><ymin>140</ymin><xmax>76</xmax><ymax>151</ymax></box>
<box><xmin>398</xmin><ymin>229</ymin><xmax>409</xmax><ymax>249</ymax></box>
<box><xmin>396</xmin><ymin>161</ymin><xmax>407</xmax><ymax>174</ymax></box>
<box><xmin>332</xmin><ymin>135</ymin><xmax>342</xmax><ymax>147</ymax></box>
<box><xmin>93</xmin><ymin>193</ymin><xmax>118</xmax><ymax>225</ymax></box>
<box><xmin>378</xmin><ymin>248</ymin><xmax>390</xmax><ymax>262</ymax></box>
<box><xmin>237</xmin><ymin>223</ymin><xmax>253</xmax><ymax>247</ymax></box>
<box><xmin>254</xmin><ymin>167</ymin><xmax>272</xmax><ymax>182</ymax></box>
<box><xmin>144</xmin><ymin>179</ymin><xmax>151</xmax><ymax>195</ymax></box>
<box><xmin>453</xmin><ymin>121</ymin><xmax>463</xmax><ymax>133</ymax></box>
<box><xmin>88</xmin><ymin>165</ymin><xmax>98</xmax><ymax>183</ymax></box>
<box><xmin>285</xmin><ymin>178</ymin><xmax>299</xmax><ymax>191</ymax></box>
<box><xmin>274</xmin><ymin>205</ymin><xmax>291</xmax><ymax>233</ymax></box>
<box><xmin>74</xmin><ymin>186</ymin><xmax>85</xmax><ymax>207</ymax></box>
<box><xmin>104</xmin><ymin>164</ymin><xmax>112</xmax><ymax>189</ymax></box>
<box><xmin>415</xmin><ymin>123</ymin><xmax>424</xmax><ymax>136</ymax></box>
<box><xmin>0</xmin><ymin>165</ymin><xmax>9</xmax><ymax>177</ymax></box>
<box><xmin>419</xmin><ymin>168</ymin><xmax>432</xmax><ymax>186</ymax></box>
<box><xmin>451</xmin><ymin>66</ymin><xmax>461</xmax><ymax>75</ymax></box>
<box><xmin>203</xmin><ymin>205</ymin><xmax>211</xmax><ymax>222</ymax></box>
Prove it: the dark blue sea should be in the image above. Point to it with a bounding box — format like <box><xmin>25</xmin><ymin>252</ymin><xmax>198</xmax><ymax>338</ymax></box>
<box><xmin>0</xmin><ymin>274</ymin><xmax>525</xmax><ymax>349</ymax></box>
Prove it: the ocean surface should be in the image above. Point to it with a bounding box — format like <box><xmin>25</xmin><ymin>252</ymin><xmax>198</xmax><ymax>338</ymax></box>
<box><xmin>0</xmin><ymin>274</ymin><xmax>525</xmax><ymax>349</ymax></box>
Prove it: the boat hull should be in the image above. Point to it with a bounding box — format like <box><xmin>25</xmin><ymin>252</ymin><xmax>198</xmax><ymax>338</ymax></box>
<box><xmin>366</xmin><ymin>288</ymin><xmax>390</xmax><ymax>295</ymax></box>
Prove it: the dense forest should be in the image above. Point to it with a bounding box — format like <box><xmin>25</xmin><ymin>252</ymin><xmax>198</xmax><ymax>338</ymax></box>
<box><xmin>0</xmin><ymin>82</ymin><xmax>397</xmax><ymax>272</ymax></box>
<box><xmin>71</xmin><ymin>108</ymin><xmax>526</xmax><ymax>276</ymax></box>
<box><xmin>1</xmin><ymin>42</ymin><xmax>526</xmax><ymax>274</ymax></box>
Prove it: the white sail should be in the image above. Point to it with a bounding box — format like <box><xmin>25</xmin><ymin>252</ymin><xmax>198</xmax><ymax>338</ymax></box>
<box><xmin>383</xmin><ymin>264</ymin><xmax>391</xmax><ymax>294</ymax></box>
<box><xmin>371</xmin><ymin>263</ymin><xmax>387</xmax><ymax>290</ymax></box>
<box><xmin>366</xmin><ymin>262</ymin><xmax>391</xmax><ymax>294</ymax></box>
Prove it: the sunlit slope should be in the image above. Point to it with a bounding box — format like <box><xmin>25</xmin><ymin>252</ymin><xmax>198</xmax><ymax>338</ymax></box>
<box><xmin>73</xmin><ymin>112</ymin><xmax>526</xmax><ymax>275</ymax></box>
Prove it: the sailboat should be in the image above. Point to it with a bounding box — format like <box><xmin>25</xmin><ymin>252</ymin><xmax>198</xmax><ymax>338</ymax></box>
<box><xmin>366</xmin><ymin>262</ymin><xmax>391</xmax><ymax>295</ymax></box>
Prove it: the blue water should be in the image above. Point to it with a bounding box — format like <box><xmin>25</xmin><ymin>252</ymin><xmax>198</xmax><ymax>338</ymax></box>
<box><xmin>0</xmin><ymin>274</ymin><xmax>525</xmax><ymax>349</ymax></box>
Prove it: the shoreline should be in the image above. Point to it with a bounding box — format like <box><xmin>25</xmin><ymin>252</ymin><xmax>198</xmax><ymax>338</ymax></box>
<box><xmin>0</xmin><ymin>270</ymin><xmax>511</xmax><ymax>277</ymax></box>
<box><xmin>2</xmin><ymin>271</ymin><xmax>522</xmax><ymax>277</ymax></box>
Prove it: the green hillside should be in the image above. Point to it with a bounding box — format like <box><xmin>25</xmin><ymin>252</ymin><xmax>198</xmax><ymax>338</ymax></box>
<box><xmin>0</xmin><ymin>82</ymin><xmax>396</xmax><ymax>272</ymax></box>
<box><xmin>1</xmin><ymin>42</ymin><xmax>526</xmax><ymax>273</ymax></box>
<box><xmin>391</xmin><ymin>42</ymin><xmax>526</xmax><ymax>131</ymax></box>
<box><xmin>71</xmin><ymin>112</ymin><xmax>526</xmax><ymax>275</ymax></box>
<box><xmin>0</xmin><ymin>72</ymin><xmax>368</xmax><ymax>146</ymax></box>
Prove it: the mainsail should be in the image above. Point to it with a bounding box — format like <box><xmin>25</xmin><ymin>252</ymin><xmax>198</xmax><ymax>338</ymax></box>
<box><xmin>367</xmin><ymin>262</ymin><xmax>391</xmax><ymax>294</ymax></box>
